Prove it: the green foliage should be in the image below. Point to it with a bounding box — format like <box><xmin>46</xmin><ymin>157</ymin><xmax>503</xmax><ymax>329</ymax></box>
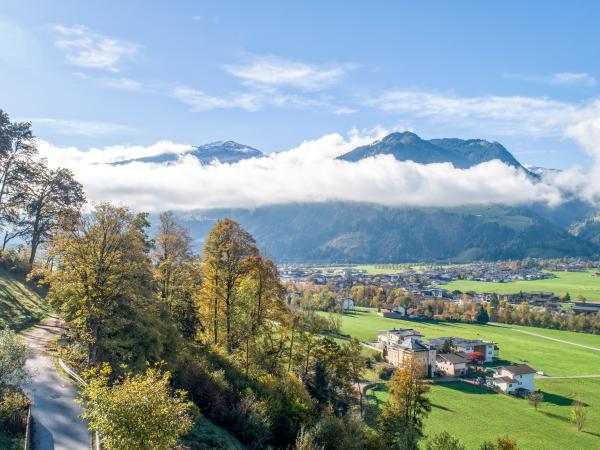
<box><xmin>81</xmin><ymin>364</ymin><xmax>194</xmax><ymax>450</ymax></box>
<box><xmin>0</xmin><ymin>330</ymin><xmax>28</xmax><ymax>390</ymax></box>
<box><xmin>293</xmin><ymin>411</ymin><xmax>375</xmax><ymax>450</ymax></box>
<box><xmin>425</xmin><ymin>431</ymin><xmax>466</xmax><ymax>450</ymax></box>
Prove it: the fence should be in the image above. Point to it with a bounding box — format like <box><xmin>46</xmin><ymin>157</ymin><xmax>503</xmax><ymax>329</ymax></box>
<box><xmin>23</xmin><ymin>406</ymin><xmax>31</xmax><ymax>450</ymax></box>
<box><xmin>58</xmin><ymin>358</ymin><xmax>101</xmax><ymax>450</ymax></box>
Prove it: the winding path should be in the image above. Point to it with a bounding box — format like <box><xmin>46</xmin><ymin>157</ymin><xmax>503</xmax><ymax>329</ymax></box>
<box><xmin>23</xmin><ymin>316</ymin><xmax>91</xmax><ymax>449</ymax></box>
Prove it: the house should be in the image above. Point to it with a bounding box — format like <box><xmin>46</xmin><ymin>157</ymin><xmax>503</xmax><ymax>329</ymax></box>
<box><xmin>572</xmin><ymin>302</ymin><xmax>600</xmax><ymax>314</ymax></box>
<box><xmin>428</xmin><ymin>337</ymin><xmax>496</xmax><ymax>362</ymax></box>
<box><xmin>378</xmin><ymin>329</ymin><xmax>422</xmax><ymax>346</ymax></box>
<box><xmin>386</xmin><ymin>337</ymin><xmax>436</xmax><ymax>377</ymax></box>
<box><xmin>379</xmin><ymin>305</ymin><xmax>406</xmax><ymax>318</ymax></box>
<box><xmin>490</xmin><ymin>364</ymin><xmax>536</xmax><ymax>394</ymax></box>
<box><xmin>435</xmin><ymin>352</ymin><xmax>470</xmax><ymax>377</ymax></box>
<box><xmin>341</xmin><ymin>298</ymin><xmax>354</xmax><ymax>311</ymax></box>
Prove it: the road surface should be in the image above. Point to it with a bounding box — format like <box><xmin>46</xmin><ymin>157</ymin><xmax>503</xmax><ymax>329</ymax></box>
<box><xmin>23</xmin><ymin>316</ymin><xmax>91</xmax><ymax>449</ymax></box>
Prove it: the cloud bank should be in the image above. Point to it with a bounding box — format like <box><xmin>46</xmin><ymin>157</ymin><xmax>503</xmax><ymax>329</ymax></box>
<box><xmin>37</xmin><ymin>129</ymin><xmax>566</xmax><ymax>212</ymax></box>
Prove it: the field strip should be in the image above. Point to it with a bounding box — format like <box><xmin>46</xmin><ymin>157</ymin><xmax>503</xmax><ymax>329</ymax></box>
<box><xmin>510</xmin><ymin>328</ymin><xmax>600</xmax><ymax>351</ymax></box>
<box><xmin>537</xmin><ymin>374</ymin><xmax>600</xmax><ymax>379</ymax></box>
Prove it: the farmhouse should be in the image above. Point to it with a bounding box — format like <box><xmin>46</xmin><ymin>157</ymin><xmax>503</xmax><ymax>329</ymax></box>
<box><xmin>428</xmin><ymin>336</ymin><xmax>496</xmax><ymax>362</ymax></box>
<box><xmin>435</xmin><ymin>352</ymin><xmax>470</xmax><ymax>377</ymax></box>
<box><xmin>378</xmin><ymin>305</ymin><xmax>406</xmax><ymax>318</ymax></box>
<box><xmin>572</xmin><ymin>302</ymin><xmax>600</xmax><ymax>314</ymax></box>
<box><xmin>490</xmin><ymin>364</ymin><xmax>536</xmax><ymax>394</ymax></box>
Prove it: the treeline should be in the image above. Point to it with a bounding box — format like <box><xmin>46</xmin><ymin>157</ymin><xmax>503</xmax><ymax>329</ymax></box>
<box><xmin>0</xmin><ymin>109</ymin><xmax>85</xmax><ymax>271</ymax></box>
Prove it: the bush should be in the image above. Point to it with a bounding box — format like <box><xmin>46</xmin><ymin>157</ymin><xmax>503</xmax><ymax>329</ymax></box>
<box><xmin>376</xmin><ymin>364</ymin><xmax>394</xmax><ymax>380</ymax></box>
<box><xmin>0</xmin><ymin>389</ymin><xmax>30</xmax><ymax>432</ymax></box>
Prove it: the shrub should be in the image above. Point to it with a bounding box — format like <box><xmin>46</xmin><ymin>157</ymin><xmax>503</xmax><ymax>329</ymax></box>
<box><xmin>376</xmin><ymin>364</ymin><xmax>394</xmax><ymax>380</ymax></box>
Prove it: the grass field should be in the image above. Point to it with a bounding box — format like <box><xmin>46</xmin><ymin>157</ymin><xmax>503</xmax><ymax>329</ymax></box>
<box><xmin>0</xmin><ymin>268</ymin><xmax>47</xmax><ymax>330</ymax></box>
<box><xmin>442</xmin><ymin>270</ymin><xmax>600</xmax><ymax>301</ymax></box>
<box><xmin>325</xmin><ymin>309</ymin><xmax>600</xmax><ymax>376</ymax></box>
<box><xmin>367</xmin><ymin>379</ymin><xmax>600</xmax><ymax>450</ymax></box>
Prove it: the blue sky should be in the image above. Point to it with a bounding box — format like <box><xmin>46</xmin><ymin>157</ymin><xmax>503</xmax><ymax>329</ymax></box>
<box><xmin>2</xmin><ymin>0</ymin><xmax>600</xmax><ymax>170</ymax></box>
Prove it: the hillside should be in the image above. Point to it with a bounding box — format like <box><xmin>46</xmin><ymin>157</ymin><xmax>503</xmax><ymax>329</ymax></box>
<box><xmin>176</xmin><ymin>203</ymin><xmax>597</xmax><ymax>263</ymax></box>
<box><xmin>0</xmin><ymin>268</ymin><xmax>47</xmax><ymax>330</ymax></box>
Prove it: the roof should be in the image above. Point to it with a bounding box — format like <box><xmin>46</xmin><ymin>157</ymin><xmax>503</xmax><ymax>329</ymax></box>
<box><xmin>436</xmin><ymin>352</ymin><xmax>470</xmax><ymax>364</ymax></box>
<box><xmin>492</xmin><ymin>376</ymin><xmax>514</xmax><ymax>383</ymax></box>
<box><xmin>499</xmin><ymin>364</ymin><xmax>536</xmax><ymax>375</ymax></box>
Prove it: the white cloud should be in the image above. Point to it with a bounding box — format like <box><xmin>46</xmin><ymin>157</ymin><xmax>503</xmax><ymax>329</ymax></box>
<box><xmin>366</xmin><ymin>89</ymin><xmax>599</xmax><ymax>137</ymax></box>
<box><xmin>36</xmin><ymin>129</ymin><xmax>563</xmax><ymax>212</ymax></box>
<box><xmin>53</xmin><ymin>24</ymin><xmax>140</xmax><ymax>72</ymax></box>
<box><xmin>225</xmin><ymin>56</ymin><xmax>347</xmax><ymax>91</ymax></box>
<box><xmin>32</xmin><ymin>118</ymin><xmax>135</xmax><ymax>137</ymax></box>
<box><xmin>504</xmin><ymin>72</ymin><xmax>596</xmax><ymax>87</ymax></box>
<box><xmin>170</xmin><ymin>86</ymin><xmax>262</xmax><ymax>112</ymax></box>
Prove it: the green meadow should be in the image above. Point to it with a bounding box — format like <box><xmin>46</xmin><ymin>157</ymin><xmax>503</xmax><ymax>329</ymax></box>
<box><xmin>0</xmin><ymin>268</ymin><xmax>47</xmax><ymax>330</ymax></box>
<box><xmin>325</xmin><ymin>308</ymin><xmax>600</xmax><ymax>376</ymax></box>
<box><xmin>367</xmin><ymin>379</ymin><xmax>600</xmax><ymax>450</ymax></box>
<box><xmin>442</xmin><ymin>270</ymin><xmax>600</xmax><ymax>301</ymax></box>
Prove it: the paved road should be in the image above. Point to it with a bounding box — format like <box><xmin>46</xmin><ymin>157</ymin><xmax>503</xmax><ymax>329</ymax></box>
<box><xmin>510</xmin><ymin>327</ymin><xmax>600</xmax><ymax>351</ymax></box>
<box><xmin>23</xmin><ymin>316</ymin><xmax>91</xmax><ymax>450</ymax></box>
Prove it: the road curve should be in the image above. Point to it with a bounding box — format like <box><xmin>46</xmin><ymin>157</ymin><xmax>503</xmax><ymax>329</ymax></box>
<box><xmin>23</xmin><ymin>316</ymin><xmax>91</xmax><ymax>450</ymax></box>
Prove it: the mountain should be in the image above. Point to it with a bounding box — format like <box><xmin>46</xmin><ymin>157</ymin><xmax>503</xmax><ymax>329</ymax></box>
<box><xmin>338</xmin><ymin>132</ymin><xmax>530</xmax><ymax>172</ymax></box>
<box><xmin>114</xmin><ymin>141</ymin><xmax>264</xmax><ymax>165</ymax></box>
<box><xmin>173</xmin><ymin>203</ymin><xmax>598</xmax><ymax>263</ymax></box>
<box><xmin>569</xmin><ymin>213</ymin><xmax>600</xmax><ymax>245</ymax></box>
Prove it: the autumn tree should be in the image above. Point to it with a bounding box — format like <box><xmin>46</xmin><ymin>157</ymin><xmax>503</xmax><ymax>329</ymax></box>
<box><xmin>571</xmin><ymin>399</ymin><xmax>587</xmax><ymax>431</ymax></box>
<box><xmin>152</xmin><ymin>212</ymin><xmax>200</xmax><ymax>338</ymax></box>
<box><xmin>81</xmin><ymin>364</ymin><xmax>194</xmax><ymax>450</ymax></box>
<box><xmin>199</xmin><ymin>218</ymin><xmax>258</xmax><ymax>353</ymax></box>
<box><xmin>379</xmin><ymin>354</ymin><xmax>431</xmax><ymax>449</ymax></box>
<box><xmin>46</xmin><ymin>204</ymin><xmax>168</xmax><ymax>370</ymax></box>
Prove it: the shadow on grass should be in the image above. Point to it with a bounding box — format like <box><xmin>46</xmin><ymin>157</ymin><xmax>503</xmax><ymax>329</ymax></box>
<box><xmin>540</xmin><ymin>410</ymin><xmax>570</xmax><ymax>424</ymax></box>
<box><xmin>583</xmin><ymin>430</ymin><xmax>600</xmax><ymax>438</ymax></box>
<box><xmin>436</xmin><ymin>382</ymin><xmax>499</xmax><ymax>396</ymax></box>
<box><xmin>431</xmin><ymin>403</ymin><xmax>453</xmax><ymax>412</ymax></box>
<box><xmin>542</xmin><ymin>391</ymin><xmax>581</xmax><ymax>407</ymax></box>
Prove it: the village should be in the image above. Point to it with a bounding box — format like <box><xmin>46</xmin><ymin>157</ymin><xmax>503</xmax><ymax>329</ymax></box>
<box><xmin>280</xmin><ymin>259</ymin><xmax>600</xmax><ymax>316</ymax></box>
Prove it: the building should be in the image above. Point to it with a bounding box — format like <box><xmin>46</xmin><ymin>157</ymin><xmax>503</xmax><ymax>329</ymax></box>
<box><xmin>385</xmin><ymin>337</ymin><xmax>436</xmax><ymax>377</ymax></box>
<box><xmin>378</xmin><ymin>329</ymin><xmax>422</xmax><ymax>346</ymax></box>
<box><xmin>428</xmin><ymin>337</ymin><xmax>496</xmax><ymax>362</ymax></box>
<box><xmin>435</xmin><ymin>352</ymin><xmax>470</xmax><ymax>377</ymax></box>
<box><xmin>341</xmin><ymin>298</ymin><xmax>354</xmax><ymax>311</ymax></box>
<box><xmin>572</xmin><ymin>302</ymin><xmax>600</xmax><ymax>314</ymax></box>
<box><xmin>379</xmin><ymin>305</ymin><xmax>406</xmax><ymax>318</ymax></box>
<box><xmin>490</xmin><ymin>364</ymin><xmax>536</xmax><ymax>394</ymax></box>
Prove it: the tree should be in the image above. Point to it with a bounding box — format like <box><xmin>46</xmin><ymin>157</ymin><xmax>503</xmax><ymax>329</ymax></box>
<box><xmin>24</xmin><ymin>163</ymin><xmax>85</xmax><ymax>269</ymax></box>
<box><xmin>199</xmin><ymin>218</ymin><xmax>258</xmax><ymax>353</ymax></box>
<box><xmin>46</xmin><ymin>204</ymin><xmax>165</xmax><ymax>369</ymax></box>
<box><xmin>81</xmin><ymin>364</ymin><xmax>194</xmax><ymax>450</ymax></box>
<box><xmin>571</xmin><ymin>399</ymin><xmax>587</xmax><ymax>431</ymax></box>
<box><xmin>441</xmin><ymin>338</ymin><xmax>453</xmax><ymax>354</ymax></box>
<box><xmin>479</xmin><ymin>436</ymin><xmax>519</xmax><ymax>450</ymax></box>
<box><xmin>152</xmin><ymin>212</ymin><xmax>200</xmax><ymax>338</ymax></box>
<box><xmin>0</xmin><ymin>111</ymin><xmax>37</xmax><ymax>224</ymax></box>
<box><xmin>476</xmin><ymin>304</ymin><xmax>490</xmax><ymax>324</ymax></box>
<box><xmin>379</xmin><ymin>353</ymin><xmax>431</xmax><ymax>449</ymax></box>
<box><xmin>0</xmin><ymin>329</ymin><xmax>29</xmax><ymax>391</ymax></box>
<box><xmin>426</xmin><ymin>431</ymin><xmax>466</xmax><ymax>450</ymax></box>
<box><xmin>527</xmin><ymin>390</ymin><xmax>544</xmax><ymax>411</ymax></box>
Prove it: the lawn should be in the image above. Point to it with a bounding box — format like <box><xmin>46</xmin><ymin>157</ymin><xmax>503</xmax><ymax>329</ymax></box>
<box><xmin>0</xmin><ymin>268</ymin><xmax>47</xmax><ymax>330</ymax></box>
<box><xmin>443</xmin><ymin>270</ymin><xmax>600</xmax><ymax>302</ymax></box>
<box><xmin>181</xmin><ymin>416</ymin><xmax>245</xmax><ymax>449</ymax></box>
<box><xmin>367</xmin><ymin>379</ymin><xmax>600</xmax><ymax>450</ymax></box>
<box><xmin>324</xmin><ymin>309</ymin><xmax>600</xmax><ymax>376</ymax></box>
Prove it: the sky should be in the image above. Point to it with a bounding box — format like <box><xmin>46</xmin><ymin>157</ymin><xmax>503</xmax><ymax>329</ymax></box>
<box><xmin>3</xmin><ymin>1</ymin><xmax>600</xmax><ymax>210</ymax></box>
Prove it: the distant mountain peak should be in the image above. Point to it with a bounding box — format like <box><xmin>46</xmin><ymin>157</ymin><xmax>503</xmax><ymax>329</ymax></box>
<box><xmin>112</xmin><ymin>140</ymin><xmax>263</xmax><ymax>166</ymax></box>
<box><xmin>339</xmin><ymin>131</ymin><xmax>531</xmax><ymax>173</ymax></box>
